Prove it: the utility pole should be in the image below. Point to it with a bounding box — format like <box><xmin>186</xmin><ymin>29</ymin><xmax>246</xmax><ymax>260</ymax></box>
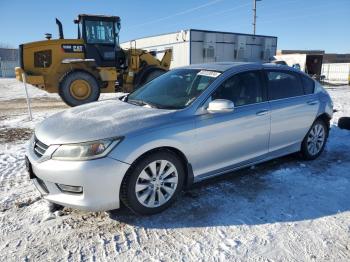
<box><xmin>253</xmin><ymin>0</ymin><xmax>261</xmax><ymax>35</ymax></box>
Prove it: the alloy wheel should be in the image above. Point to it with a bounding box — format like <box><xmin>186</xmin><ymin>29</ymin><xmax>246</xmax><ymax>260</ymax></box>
<box><xmin>135</xmin><ymin>160</ymin><xmax>178</xmax><ymax>208</ymax></box>
<box><xmin>307</xmin><ymin>123</ymin><xmax>326</xmax><ymax>156</ymax></box>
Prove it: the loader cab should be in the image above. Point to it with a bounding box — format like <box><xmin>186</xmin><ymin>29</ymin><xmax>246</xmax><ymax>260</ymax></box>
<box><xmin>76</xmin><ymin>14</ymin><xmax>125</xmax><ymax>67</ymax></box>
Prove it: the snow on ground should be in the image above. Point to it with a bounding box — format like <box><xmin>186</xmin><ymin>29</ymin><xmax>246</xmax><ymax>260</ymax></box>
<box><xmin>0</xmin><ymin>78</ymin><xmax>122</xmax><ymax>102</ymax></box>
<box><xmin>0</xmin><ymin>78</ymin><xmax>58</xmax><ymax>101</ymax></box>
<box><xmin>0</xmin><ymin>79</ymin><xmax>350</xmax><ymax>261</ymax></box>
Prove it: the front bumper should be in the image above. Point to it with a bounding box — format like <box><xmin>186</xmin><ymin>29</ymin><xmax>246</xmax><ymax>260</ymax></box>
<box><xmin>26</xmin><ymin>146</ymin><xmax>130</xmax><ymax>212</ymax></box>
<box><xmin>15</xmin><ymin>67</ymin><xmax>45</xmax><ymax>87</ymax></box>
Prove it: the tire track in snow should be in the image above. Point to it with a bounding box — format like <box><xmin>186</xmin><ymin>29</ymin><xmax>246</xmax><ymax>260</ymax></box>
<box><xmin>1</xmin><ymin>83</ymin><xmax>350</xmax><ymax>261</ymax></box>
<box><xmin>0</xmin><ymin>146</ymin><xmax>34</xmax><ymax>212</ymax></box>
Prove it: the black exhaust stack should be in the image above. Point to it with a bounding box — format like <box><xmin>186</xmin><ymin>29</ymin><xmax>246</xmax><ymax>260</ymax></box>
<box><xmin>55</xmin><ymin>18</ymin><xmax>64</xmax><ymax>39</ymax></box>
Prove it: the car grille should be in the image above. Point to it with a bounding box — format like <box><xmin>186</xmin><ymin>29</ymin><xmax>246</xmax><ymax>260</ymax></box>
<box><xmin>33</xmin><ymin>137</ymin><xmax>49</xmax><ymax>158</ymax></box>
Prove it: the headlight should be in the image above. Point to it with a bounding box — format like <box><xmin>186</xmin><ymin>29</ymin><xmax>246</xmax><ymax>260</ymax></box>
<box><xmin>51</xmin><ymin>138</ymin><xmax>121</xmax><ymax>161</ymax></box>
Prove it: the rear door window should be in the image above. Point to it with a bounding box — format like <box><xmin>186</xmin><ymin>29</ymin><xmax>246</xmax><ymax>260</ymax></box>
<box><xmin>301</xmin><ymin>75</ymin><xmax>315</xmax><ymax>94</ymax></box>
<box><xmin>266</xmin><ymin>70</ymin><xmax>304</xmax><ymax>100</ymax></box>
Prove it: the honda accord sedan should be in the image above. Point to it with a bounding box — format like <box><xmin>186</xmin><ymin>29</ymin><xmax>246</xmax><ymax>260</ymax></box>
<box><xmin>26</xmin><ymin>62</ymin><xmax>333</xmax><ymax>215</ymax></box>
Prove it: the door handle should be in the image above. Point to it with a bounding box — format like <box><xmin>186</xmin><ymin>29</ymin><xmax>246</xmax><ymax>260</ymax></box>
<box><xmin>256</xmin><ymin>109</ymin><xmax>269</xmax><ymax>116</ymax></box>
<box><xmin>307</xmin><ymin>100</ymin><xmax>319</xmax><ymax>105</ymax></box>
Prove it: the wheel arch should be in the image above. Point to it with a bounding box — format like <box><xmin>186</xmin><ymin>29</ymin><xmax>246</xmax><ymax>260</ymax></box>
<box><xmin>315</xmin><ymin>112</ymin><xmax>332</xmax><ymax>130</ymax></box>
<box><xmin>121</xmin><ymin>146</ymin><xmax>194</xmax><ymax>194</ymax></box>
<box><xmin>58</xmin><ymin>68</ymin><xmax>99</xmax><ymax>88</ymax></box>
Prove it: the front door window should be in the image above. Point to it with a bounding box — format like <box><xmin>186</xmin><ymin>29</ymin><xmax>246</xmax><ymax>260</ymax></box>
<box><xmin>211</xmin><ymin>71</ymin><xmax>264</xmax><ymax>106</ymax></box>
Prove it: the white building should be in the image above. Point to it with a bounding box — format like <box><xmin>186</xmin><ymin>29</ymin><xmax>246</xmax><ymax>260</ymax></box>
<box><xmin>121</xmin><ymin>29</ymin><xmax>277</xmax><ymax>68</ymax></box>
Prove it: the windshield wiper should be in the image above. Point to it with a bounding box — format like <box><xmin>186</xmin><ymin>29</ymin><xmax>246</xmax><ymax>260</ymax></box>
<box><xmin>119</xmin><ymin>94</ymin><xmax>129</xmax><ymax>102</ymax></box>
<box><xmin>156</xmin><ymin>105</ymin><xmax>183</xmax><ymax>110</ymax></box>
<box><xmin>127</xmin><ymin>99</ymin><xmax>182</xmax><ymax>110</ymax></box>
<box><xmin>128</xmin><ymin>99</ymin><xmax>159</xmax><ymax>108</ymax></box>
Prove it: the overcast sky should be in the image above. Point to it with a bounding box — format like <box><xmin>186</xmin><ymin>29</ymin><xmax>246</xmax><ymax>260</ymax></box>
<box><xmin>0</xmin><ymin>0</ymin><xmax>349</xmax><ymax>53</ymax></box>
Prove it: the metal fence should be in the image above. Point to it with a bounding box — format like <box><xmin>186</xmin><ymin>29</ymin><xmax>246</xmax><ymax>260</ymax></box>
<box><xmin>321</xmin><ymin>63</ymin><xmax>350</xmax><ymax>82</ymax></box>
<box><xmin>0</xmin><ymin>60</ymin><xmax>18</xmax><ymax>77</ymax></box>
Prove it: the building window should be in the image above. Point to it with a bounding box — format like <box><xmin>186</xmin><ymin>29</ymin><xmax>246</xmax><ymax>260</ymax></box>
<box><xmin>203</xmin><ymin>46</ymin><xmax>215</xmax><ymax>59</ymax></box>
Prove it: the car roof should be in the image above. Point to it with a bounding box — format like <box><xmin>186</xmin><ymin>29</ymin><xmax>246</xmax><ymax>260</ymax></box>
<box><xmin>179</xmin><ymin>62</ymin><xmax>302</xmax><ymax>74</ymax></box>
<box><xmin>181</xmin><ymin>62</ymin><xmax>256</xmax><ymax>72</ymax></box>
<box><xmin>262</xmin><ymin>62</ymin><xmax>301</xmax><ymax>73</ymax></box>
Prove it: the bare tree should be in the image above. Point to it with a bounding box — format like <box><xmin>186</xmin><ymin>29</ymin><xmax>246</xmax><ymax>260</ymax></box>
<box><xmin>0</xmin><ymin>43</ymin><xmax>15</xmax><ymax>49</ymax></box>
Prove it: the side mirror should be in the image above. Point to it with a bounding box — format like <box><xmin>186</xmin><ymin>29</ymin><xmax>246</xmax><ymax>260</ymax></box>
<box><xmin>292</xmin><ymin>63</ymin><xmax>301</xmax><ymax>70</ymax></box>
<box><xmin>207</xmin><ymin>99</ymin><xmax>234</xmax><ymax>113</ymax></box>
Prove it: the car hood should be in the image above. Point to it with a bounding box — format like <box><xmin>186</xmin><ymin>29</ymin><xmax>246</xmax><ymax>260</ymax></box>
<box><xmin>35</xmin><ymin>99</ymin><xmax>174</xmax><ymax>145</ymax></box>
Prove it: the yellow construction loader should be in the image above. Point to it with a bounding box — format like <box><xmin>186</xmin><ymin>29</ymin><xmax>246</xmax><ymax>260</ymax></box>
<box><xmin>15</xmin><ymin>14</ymin><xmax>172</xmax><ymax>106</ymax></box>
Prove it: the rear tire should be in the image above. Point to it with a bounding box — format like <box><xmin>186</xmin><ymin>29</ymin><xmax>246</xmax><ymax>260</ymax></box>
<box><xmin>59</xmin><ymin>71</ymin><xmax>100</xmax><ymax>107</ymax></box>
<box><xmin>120</xmin><ymin>151</ymin><xmax>185</xmax><ymax>215</ymax></box>
<box><xmin>300</xmin><ymin>119</ymin><xmax>329</xmax><ymax>160</ymax></box>
<box><xmin>136</xmin><ymin>68</ymin><xmax>166</xmax><ymax>89</ymax></box>
<box><xmin>143</xmin><ymin>69</ymin><xmax>165</xmax><ymax>83</ymax></box>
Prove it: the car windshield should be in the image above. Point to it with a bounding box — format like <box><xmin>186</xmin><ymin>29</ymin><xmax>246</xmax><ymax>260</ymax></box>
<box><xmin>127</xmin><ymin>69</ymin><xmax>220</xmax><ymax>109</ymax></box>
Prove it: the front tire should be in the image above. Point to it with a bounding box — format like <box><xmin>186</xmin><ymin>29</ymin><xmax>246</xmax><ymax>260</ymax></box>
<box><xmin>120</xmin><ymin>151</ymin><xmax>185</xmax><ymax>215</ymax></box>
<box><xmin>59</xmin><ymin>71</ymin><xmax>100</xmax><ymax>107</ymax></box>
<box><xmin>300</xmin><ymin>119</ymin><xmax>329</xmax><ymax>160</ymax></box>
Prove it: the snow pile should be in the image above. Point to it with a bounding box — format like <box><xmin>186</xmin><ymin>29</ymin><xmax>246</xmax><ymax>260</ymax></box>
<box><xmin>327</xmin><ymin>85</ymin><xmax>350</xmax><ymax>124</ymax></box>
<box><xmin>0</xmin><ymin>78</ymin><xmax>59</xmax><ymax>101</ymax></box>
<box><xmin>0</xmin><ymin>78</ymin><xmax>124</xmax><ymax>102</ymax></box>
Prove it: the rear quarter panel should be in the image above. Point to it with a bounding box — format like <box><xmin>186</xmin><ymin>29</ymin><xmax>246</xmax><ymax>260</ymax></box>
<box><xmin>315</xmin><ymin>82</ymin><xmax>333</xmax><ymax>119</ymax></box>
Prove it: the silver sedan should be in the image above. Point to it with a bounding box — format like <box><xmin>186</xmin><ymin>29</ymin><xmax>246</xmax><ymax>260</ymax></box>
<box><xmin>26</xmin><ymin>62</ymin><xmax>333</xmax><ymax>215</ymax></box>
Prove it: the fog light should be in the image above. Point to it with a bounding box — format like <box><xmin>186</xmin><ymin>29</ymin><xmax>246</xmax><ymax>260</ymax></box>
<box><xmin>56</xmin><ymin>184</ymin><xmax>83</xmax><ymax>194</ymax></box>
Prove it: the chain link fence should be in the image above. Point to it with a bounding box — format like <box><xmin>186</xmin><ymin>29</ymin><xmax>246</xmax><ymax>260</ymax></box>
<box><xmin>321</xmin><ymin>63</ymin><xmax>350</xmax><ymax>83</ymax></box>
<box><xmin>0</xmin><ymin>60</ymin><xmax>18</xmax><ymax>77</ymax></box>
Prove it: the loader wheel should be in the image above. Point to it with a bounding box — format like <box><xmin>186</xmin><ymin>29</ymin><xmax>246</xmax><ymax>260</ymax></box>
<box><xmin>143</xmin><ymin>69</ymin><xmax>166</xmax><ymax>84</ymax></box>
<box><xmin>136</xmin><ymin>68</ymin><xmax>166</xmax><ymax>89</ymax></box>
<box><xmin>59</xmin><ymin>71</ymin><xmax>100</xmax><ymax>107</ymax></box>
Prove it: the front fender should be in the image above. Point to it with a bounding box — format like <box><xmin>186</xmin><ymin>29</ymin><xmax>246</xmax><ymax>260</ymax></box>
<box><xmin>108</xmin><ymin>121</ymin><xmax>195</xmax><ymax>166</ymax></box>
